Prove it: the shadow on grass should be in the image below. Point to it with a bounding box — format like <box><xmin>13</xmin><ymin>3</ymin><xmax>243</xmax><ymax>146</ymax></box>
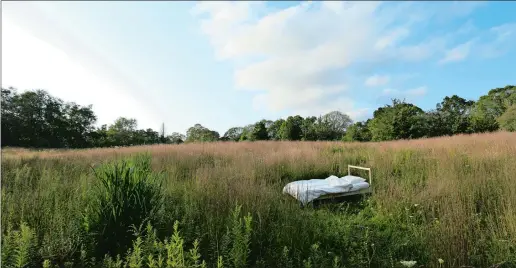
<box><xmin>300</xmin><ymin>193</ymin><xmax>372</xmax><ymax>214</ymax></box>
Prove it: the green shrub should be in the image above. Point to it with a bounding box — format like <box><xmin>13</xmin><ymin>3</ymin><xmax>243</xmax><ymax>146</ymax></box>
<box><xmin>497</xmin><ymin>104</ymin><xmax>516</xmax><ymax>131</ymax></box>
<box><xmin>83</xmin><ymin>153</ymin><xmax>164</xmax><ymax>257</ymax></box>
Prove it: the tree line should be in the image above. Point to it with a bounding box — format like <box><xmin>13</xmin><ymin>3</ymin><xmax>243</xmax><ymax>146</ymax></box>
<box><xmin>1</xmin><ymin>85</ymin><xmax>515</xmax><ymax>148</ymax></box>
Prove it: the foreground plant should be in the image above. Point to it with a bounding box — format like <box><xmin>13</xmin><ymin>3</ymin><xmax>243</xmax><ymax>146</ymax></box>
<box><xmin>83</xmin><ymin>153</ymin><xmax>165</xmax><ymax>257</ymax></box>
<box><xmin>1</xmin><ymin>222</ymin><xmax>38</xmax><ymax>268</ymax></box>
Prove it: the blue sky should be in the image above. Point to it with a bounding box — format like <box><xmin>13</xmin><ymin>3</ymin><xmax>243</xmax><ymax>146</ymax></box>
<box><xmin>2</xmin><ymin>1</ymin><xmax>516</xmax><ymax>135</ymax></box>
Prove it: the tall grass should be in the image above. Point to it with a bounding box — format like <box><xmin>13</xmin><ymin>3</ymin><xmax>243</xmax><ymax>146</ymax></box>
<box><xmin>2</xmin><ymin>132</ymin><xmax>516</xmax><ymax>267</ymax></box>
<box><xmin>83</xmin><ymin>153</ymin><xmax>164</xmax><ymax>257</ymax></box>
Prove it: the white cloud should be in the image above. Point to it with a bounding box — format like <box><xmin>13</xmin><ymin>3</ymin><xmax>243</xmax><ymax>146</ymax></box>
<box><xmin>192</xmin><ymin>2</ymin><xmax>499</xmax><ymax>117</ymax></box>
<box><xmin>382</xmin><ymin>88</ymin><xmax>399</xmax><ymax>95</ymax></box>
<box><xmin>440</xmin><ymin>22</ymin><xmax>516</xmax><ymax>63</ymax></box>
<box><xmin>406</xmin><ymin>86</ymin><xmax>428</xmax><ymax>97</ymax></box>
<box><xmin>457</xmin><ymin>20</ymin><xmax>477</xmax><ymax>36</ymax></box>
<box><xmin>439</xmin><ymin>40</ymin><xmax>474</xmax><ymax>64</ymax></box>
<box><xmin>478</xmin><ymin>23</ymin><xmax>516</xmax><ymax>58</ymax></box>
<box><xmin>365</xmin><ymin>75</ymin><xmax>390</xmax><ymax>87</ymax></box>
<box><xmin>382</xmin><ymin>86</ymin><xmax>427</xmax><ymax>99</ymax></box>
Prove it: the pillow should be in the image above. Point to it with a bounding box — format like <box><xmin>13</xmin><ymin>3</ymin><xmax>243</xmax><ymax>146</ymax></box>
<box><xmin>340</xmin><ymin>175</ymin><xmax>366</xmax><ymax>184</ymax></box>
<box><xmin>326</xmin><ymin>175</ymin><xmax>352</xmax><ymax>187</ymax></box>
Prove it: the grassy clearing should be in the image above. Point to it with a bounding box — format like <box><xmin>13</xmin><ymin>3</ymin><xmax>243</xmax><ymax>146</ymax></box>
<box><xmin>2</xmin><ymin>132</ymin><xmax>516</xmax><ymax>267</ymax></box>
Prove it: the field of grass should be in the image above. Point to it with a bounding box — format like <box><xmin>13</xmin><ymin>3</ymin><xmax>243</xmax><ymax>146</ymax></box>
<box><xmin>2</xmin><ymin>132</ymin><xmax>516</xmax><ymax>268</ymax></box>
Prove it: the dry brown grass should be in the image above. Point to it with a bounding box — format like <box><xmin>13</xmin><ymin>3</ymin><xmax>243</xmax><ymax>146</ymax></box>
<box><xmin>4</xmin><ymin>131</ymin><xmax>513</xmax><ymax>160</ymax></box>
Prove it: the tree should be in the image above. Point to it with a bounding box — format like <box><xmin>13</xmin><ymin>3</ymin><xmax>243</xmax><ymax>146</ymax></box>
<box><xmin>471</xmin><ymin>85</ymin><xmax>516</xmax><ymax>132</ymax></box>
<box><xmin>368</xmin><ymin>99</ymin><xmax>425</xmax><ymax>141</ymax></box>
<box><xmin>435</xmin><ymin>95</ymin><xmax>475</xmax><ymax>135</ymax></box>
<box><xmin>249</xmin><ymin>120</ymin><xmax>269</xmax><ymax>141</ymax></box>
<box><xmin>497</xmin><ymin>104</ymin><xmax>516</xmax><ymax>132</ymax></box>
<box><xmin>108</xmin><ymin>117</ymin><xmax>138</xmax><ymax>146</ymax></box>
<box><xmin>143</xmin><ymin>128</ymin><xmax>160</xmax><ymax>144</ymax></box>
<box><xmin>279</xmin><ymin>115</ymin><xmax>304</xmax><ymax>141</ymax></box>
<box><xmin>1</xmin><ymin>88</ymin><xmax>97</xmax><ymax>148</ymax></box>
<box><xmin>64</xmin><ymin>102</ymin><xmax>97</xmax><ymax>147</ymax></box>
<box><xmin>186</xmin><ymin>124</ymin><xmax>219</xmax><ymax>142</ymax></box>
<box><xmin>91</xmin><ymin>124</ymin><xmax>110</xmax><ymax>147</ymax></box>
<box><xmin>1</xmin><ymin>88</ymin><xmax>20</xmax><ymax>146</ymax></box>
<box><xmin>311</xmin><ymin>116</ymin><xmax>333</xmax><ymax>140</ymax></box>
<box><xmin>342</xmin><ymin>121</ymin><xmax>371</xmax><ymax>142</ymax></box>
<box><xmin>301</xmin><ymin>116</ymin><xmax>318</xmax><ymax>141</ymax></box>
<box><xmin>110</xmin><ymin>117</ymin><xmax>137</xmax><ymax>133</ymax></box>
<box><xmin>167</xmin><ymin>132</ymin><xmax>186</xmax><ymax>144</ymax></box>
<box><xmin>239</xmin><ymin>124</ymin><xmax>255</xmax><ymax>141</ymax></box>
<box><xmin>2</xmin><ymin>85</ymin><xmax>514</xmax><ymax>148</ymax></box>
<box><xmin>267</xmin><ymin>119</ymin><xmax>284</xmax><ymax>140</ymax></box>
<box><xmin>321</xmin><ymin>111</ymin><xmax>353</xmax><ymax>139</ymax></box>
<box><xmin>223</xmin><ymin>127</ymin><xmax>244</xmax><ymax>142</ymax></box>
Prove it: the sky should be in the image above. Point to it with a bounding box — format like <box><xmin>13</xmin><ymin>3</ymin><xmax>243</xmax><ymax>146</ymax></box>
<box><xmin>2</xmin><ymin>1</ymin><xmax>516</xmax><ymax>135</ymax></box>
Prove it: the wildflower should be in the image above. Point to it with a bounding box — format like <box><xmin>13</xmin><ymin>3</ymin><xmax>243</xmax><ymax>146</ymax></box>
<box><xmin>400</xmin><ymin>260</ymin><xmax>417</xmax><ymax>267</ymax></box>
<box><xmin>438</xmin><ymin>258</ymin><xmax>444</xmax><ymax>264</ymax></box>
<box><xmin>414</xmin><ymin>204</ymin><xmax>419</xmax><ymax>207</ymax></box>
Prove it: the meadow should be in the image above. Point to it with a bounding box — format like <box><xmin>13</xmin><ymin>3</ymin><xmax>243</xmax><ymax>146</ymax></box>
<box><xmin>1</xmin><ymin>132</ymin><xmax>515</xmax><ymax>268</ymax></box>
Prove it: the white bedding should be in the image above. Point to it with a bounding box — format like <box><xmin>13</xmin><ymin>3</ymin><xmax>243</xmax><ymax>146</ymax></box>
<box><xmin>282</xmin><ymin>175</ymin><xmax>370</xmax><ymax>205</ymax></box>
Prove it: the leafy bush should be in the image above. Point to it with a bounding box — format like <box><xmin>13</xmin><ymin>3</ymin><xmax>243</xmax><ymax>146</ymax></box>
<box><xmin>83</xmin><ymin>153</ymin><xmax>164</xmax><ymax>257</ymax></box>
<box><xmin>497</xmin><ymin>104</ymin><xmax>516</xmax><ymax>131</ymax></box>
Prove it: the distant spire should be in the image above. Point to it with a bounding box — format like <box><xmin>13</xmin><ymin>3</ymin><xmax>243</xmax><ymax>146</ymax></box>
<box><xmin>160</xmin><ymin>122</ymin><xmax>165</xmax><ymax>143</ymax></box>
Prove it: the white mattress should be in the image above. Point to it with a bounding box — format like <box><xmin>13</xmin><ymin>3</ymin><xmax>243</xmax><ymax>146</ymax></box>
<box><xmin>282</xmin><ymin>175</ymin><xmax>370</xmax><ymax>205</ymax></box>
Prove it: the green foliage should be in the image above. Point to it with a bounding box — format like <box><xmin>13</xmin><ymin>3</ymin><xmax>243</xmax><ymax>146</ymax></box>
<box><xmin>471</xmin><ymin>85</ymin><xmax>516</xmax><ymax>132</ymax></box>
<box><xmin>186</xmin><ymin>124</ymin><xmax>220</xmax><ymax>142</ymax></box>
<box><xmin>249</xmin><ymin>121</ymin><xmax>269</xmax><ymax>141</ymax></box>
<box><xmin>497</xmin><ymin>105</ymin><xmax>516</xmax><ymax>132</ymax></box>
<box><xmin>1</xmin><ymin>88</ymin><xmax>96</xmax><ymax>148</ymax></box>
<box><xmin>267</xmin><ymin>119</ymin><xmax>285</xmax><ymax>140</ymax></box>
<box><xmin>84</xmin><ymin>153</ymin><xmax>165</xmax><ymax>257</ymax></box>
<box><xmin>223</xmin><ymin>127</ymin><xmax>244</xmax><ymax>142</ymax></box>
<box><xmin>321</xmin><ymin>111</ymin><xmax>353</xmax><ymax>138</ymax></box>
<box><xmin>1</xmin><ymin>222</ymin><xmax>39</xmax><ymax>268</ymax></box>
<box><xmin>3</xmin><ymin>86</ymin><xmax>516</xmax><ymax>149</ymax></box>
<box><xmin>300</xmin><ymin>117</ymin><xmax>318</xmax><ymax>141</ymax></box>
<box><xmin>279</xmin><ymin>116</ymin><xmax>304</xmax><ymax>141</ymax></box>
<box><xmin>228</xmin><ymin>206</ymin><xmax>253</xmax><ymax>268</ymax></box>
<box><xmin>368</xmin><ymin>99</ymin><xmax>426</xmax><ymax>141</ymax></box>
<box><xmin>238</xmin><ymin>124</ymin><xmax>255</xmax><ymax>141</ymax></box>
<box><xmin>343</xmin><ymin>121</ymin><xmax>371</xmax><ymax>142</ymax></box>
<box><xmin>167</xmin><ymin>132</ymin><xmax>186</xmax><ymax>144</ymax></box>
<box><xmin>435</xmin><ymin>95</ymin><xmax>475</xmax><ymax>135</ymax></box>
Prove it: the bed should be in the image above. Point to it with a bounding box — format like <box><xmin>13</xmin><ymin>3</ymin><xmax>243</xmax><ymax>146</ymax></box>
<box><xmin>282</xmin><ymin>165</ymin><xmax>372</xmax><ymax>205</ymax></box>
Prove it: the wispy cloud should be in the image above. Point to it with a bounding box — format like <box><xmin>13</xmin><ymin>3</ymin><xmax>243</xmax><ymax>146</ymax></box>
<box><xmin>382</xmin><ymin>86</ymin><xmax>427</xmax><ymax>99</ymax></box>
<box><xmin>365</xmin><ymin>74</ymin><xmax>390</xmax><ymax>87</ymax></box>
<box><xmin>406</xmin><ymin>86</ymin><xmax>428</xmax><ymax>97</ymax></box>
<box><xmin>439</xmin><ymin>22</ymin><xmax>516</xmax><ymax>64</ymax></box>
<box><xmin>478</xmin><ymin>23</ymin><xmax>516</xmax><ymax>59</ymax></box>
<box><xmin>439</xmin><ymin>40</ymin><xmax>475</xmax><ymax>64</ymax></box>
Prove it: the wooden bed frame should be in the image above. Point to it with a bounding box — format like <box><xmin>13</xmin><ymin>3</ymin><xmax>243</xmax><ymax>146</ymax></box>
<box><xmin>315</xmin><ymin>165</ymin><xmax>372</xmax><ymax>201</ymax></box>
